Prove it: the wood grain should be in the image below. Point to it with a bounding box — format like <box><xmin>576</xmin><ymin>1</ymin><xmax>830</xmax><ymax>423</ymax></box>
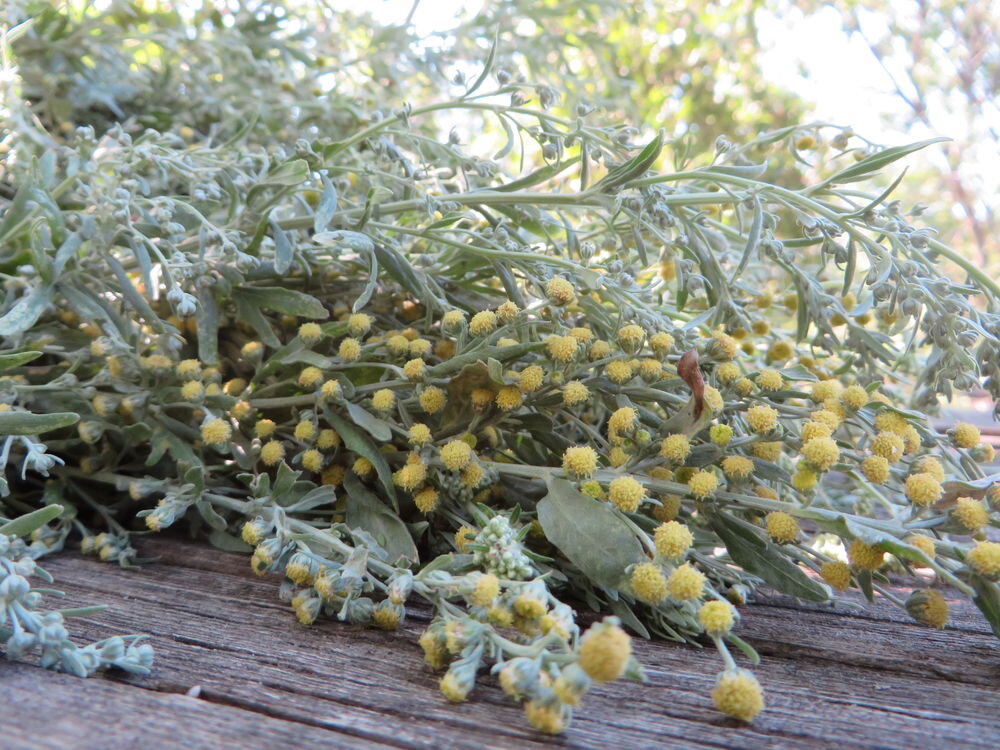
<box><xmin>2</xmin><ymin>537</ymin><xmax>998</xmax><ymax>749</ymax></box>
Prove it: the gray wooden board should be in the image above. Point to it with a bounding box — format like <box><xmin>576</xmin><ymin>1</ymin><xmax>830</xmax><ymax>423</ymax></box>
<box><xmin>2</xmin><ymin>538</ymin><xmax>999</xmax><ymax>749</ymax></box>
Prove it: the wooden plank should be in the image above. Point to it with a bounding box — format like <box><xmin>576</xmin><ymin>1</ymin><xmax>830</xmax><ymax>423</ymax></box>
<box><xmin>0</xmin><ymin>662</ymin><xmax>393</xmax><ymax>750</ymax></box>
<box><xmin>4</xmin><ymin>538</ymin><xmax>999</xmax><ymax>749</ymax></box>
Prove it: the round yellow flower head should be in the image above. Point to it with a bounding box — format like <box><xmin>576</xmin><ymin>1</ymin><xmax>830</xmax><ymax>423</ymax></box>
<box><xmin>736</xmin><ymin>377</ymin><xmax>756</xmax><ymax>396</ymax></box>
<box><xmin>402</xmin><ymin>358</ymin><xmax>425</xmax><ymax>380</ymax></box>
<box><xmin>353</xmin><ymin>456</ymin><xmax>374</xmax><ymax>477</ymax></box>
<box><xmin>320</xmin><ymin>379</ymin><xmax>342</xmax><ymax>400</ymax></box>
<box><xmin>717</xmin><ymin>361</ymin><xmax>741</xmax><ymax>384</ymax></box>
<box><xmin>746</xmin><ymin>405</ymin><xmax>778</xmax><ymax>434</ymax></box>
<box><xmin>470</xmin><ymin>573</ymin><xmax>500</xmax><ymax>608</ymax></box>
<box><xmin>588</xmin><ymin>339</ymin><xmax>612</xmax><ymax>360</ymax></box>
<box><xmin>545</xmin><ymin>277</ymin><xmax>575</xmax><ymax>305</ymax></box>
<box><xmin>302</xmin><ymin>449</ymin><xmax>324</xmax><ymax>473</ymax></box>
<box><xmin>294</xmin><ymin>419</ymin><xmax>316</xmax><ymax>442</ymax></box>
<box><xmin>861</xmin><ymin>455</ymin><xmax>890</xmax><ymax>484</ymax></box>
<box><xmin>609</xmin><ymin>407</ymin><xmax>638</xmax><ymax>436</ymax></box>
<box><xmin>811</xmin><ymin>379</ymin><xmax>842</xmax><ymax>403</ymax></box>
<box><xmin>524</xmin><ymin>700</ymin><xmax>567</xmax><ymax>735</ymax></box>
<box><xmin>654</xmin><ymin>520</ymin><xmax>693</xmax><ymax>559</ymax></box>
<box><xmin>712</xmin><ymin>668</ymin><xmax>765</xmax><ymax>722</ymax></box>
<box><xmin>371</xmin><ymin>388</ymin><xmax>395</xmax><ymax>412</ymax></box>
<box><xmin>649</xmin><ymin>332</ymin><xmax>675</xmax><ymax>357</ymax></box>
<box><xmin>141</xmin><ymin>354</ymin><xmax>173</xmax><ymax>372</ymax></box>
<box><xmin>904</xmin><ymin>472</ymin><xmax>942</xmax><ymax>507</ymax></box>
<box><xmin>386</xmin><ymin>334</ymin><xmax>410</xmax><ymax>357</ymax></box>
<box><xmin>440</xmin><ymin>440</ymin><xmax>473</xmax><ymax>471</ymax></box>
<box><xmin>255</xmin><ymin>419</ymin><xmax>277</xmax><ymax>439</ymax></box>
<box><xmin>562</xmin><ymin>381</ymin><xmax>590</xmax><ymax>406</ymax></box>
<box><xmin>181</xmin><ymin>381</ymin><xmax>204</xmax><ymax>401</ymax></box>
<box><xmin>298</xmin><ymin>322</ymin><xmax>324</xmax><ymax>345</ymax></box>
<box><xmin>419</xmin><ymin>385</ymin><xmax>447</xmax><ymax>414</ymax></box>
<box><xmin>840</xmin><ymin>384</ymin><xmax>868</xmax><ymax>410</ymax></box>
<box><xmin>394</xmin><ymin>460</ymin><xmax>428</xmax><ymax>491</ymax></box>
<box><xmin>547</xmin><ymin>335</ymin><xmax>579</xmax><ymax>362</ymax></box>
<box><xmin>298</xmin><ymin>366</ymin><xmax>323</xmax><ymax>389</ymax></box>
<box><xmin>699</xmin><ymin>600</ymin><xmax>736</xmax><ymax>636</ymax></box>
<box><xmin>568</xmin><ymin>326</ymin><xmax>594</xmax><ymax>343</ymax></box>
<box><xmin>338</xmin><ymin>337</ymin><xmax>362</xmax><ymax>360</ymax></box>
<box><xmin>563</xmin><ymin>445</ymin><xmax>598</xmax><ymax>478</ymax></box>
<box><xmin>722</xmin><ymin>456</ymin><xmax>754</xmax><ymax>480</ymax></box>
<box><xmin>469</xmin><ymin>310</ymin><xmax>498</xmax><ymax>337</ymax></box>
<box><xmin>260</xmin><ymin>440</ymin><xmax>286</xmax><ymax>466</ymax></box>
<box><xmin>439</xmin><ymin>669</ymin><xmax>472</xmax><ymax>703</ymax></box>
<box><xmin>201</xmin><ymin>418</ymin><xmax>231</xmax><ymax>446</ymax></box>
<box><xmin>442</xmin><ymin>310</ymin><xmax>466</xmax><ymax>330</ymax></box>
<box><xmin>630</xmin><ymin>562</ymin><xmax>668</xmax><ymax>603</ymax></box>
<box><xmin>952</xmin><ymin>497</ymin><xmax>989</xmax><ymax>533</ymax></box>
<box><xmin>601</xmin><ymin>359</ymin><xmax>635</xmax><ymax>385</ymax></box>
<box><xmin>800</xmin><ymin>420</ymin><xmax>832</xmax><ymax>441</ymax></box>
<box><xmin>792</xmin><ymin>467</ymin><xmax>818</xmax><ymax>492</ymax></box>
<box><xmin>765</xmin><ymin>511</ymin><xmax>799</xmax><ymax>544</ymax></box>
<box><xmin>757</xmin><ymin>369</ymin><xmax>784</xmax><ymax>391</ymax></box>
<box><xmin>905</xmin><ymin>534</ymin><xmax>936</xmax><ymax>560</ymax></box>
<box><xmin>407</xmin><ymin>423</ymin><xmax>432</xmax><ymax>446</ymax></box>
<box><xmin>653</xmin><ymin>495</ymin><xmax>683</xmax><ymax>522</ymax></box>
<box><xmin>321</xmin><ymin>465</ymin><xmax>345</xmax><ymax>487</ymax></box>
<box><xmin>518</xmin><ymin>365</ymin><xmax>545</xmax><ymax>394</ymax></box>
<box><xmin>608</xmin><ymin>446</ymin><xmax>628</xmax><ymax>468</ymax></box>
<box><xmin>811</xmin><ymin>408</ymin><xmax>841</xmax><ymax>430</ymax></box>
<box><xmin>874</xmin><ymin>410</ymin><xmax>908</xmax><ymax>435</ymax></box>
<box><xmin>703</xmin><ymin>386</ymin><xmax>724</xmax><ymax>414</ymax></box>
<box><xmin>967</xmin><ymin>541</ymin><xmax>1000</xmax><ymax>580</ymax></box>
<box><xmin>617</xmin><ymin>324</ymin><xmax>645</xmax><ymax>353</ymax></box>
<box><xmin>609</xmin><ymin>476</ymin><xmax>645</xmax><ymax>512</ymax></box>
<box><xmin>176</xmin><ymin>358</ymin><xmax>202</xmax><ymax>380</ymax></box>
<box><xmin>712</xmin><ymin>331</ymin><xmax>739</xmax><ymax>360</ymax></box>
<box><xmin>660</xmin><ymin>434</ymin><xmax>691</xmax><ymax>463</ymax></box>
<box><xmin>346</xmin><ymin>313</ymin><xmax>372</xmax><ymax>337</ymax></box>
<box><xmin>767</xmin><ymin>339</ymin><xmax>793</xmax><ymax>362</ymax></box>
<box><xmin>494</xmin><ymin>300</ymin><xmax>519</xmax><ymax>323</ymax></box>
<box><xmin>710</xmin><ymin>424</ymin><xmax>734</xmax><ymax>447</ymax></box>
<box><xmin>495</xmin><ymin>385</ymin><xmax>523</xmax><ymax>411</ymax></box>
<box><xmin>453</xmin><ymin>388</ymin><xmax>486</xmax><ymax>413</ymax></box>
<box><xmin>223</xmin><ymin>378</ymin><xmax>247</xmax><ymax>397</ymax></box>
<box><xmin>871</xmin><ymin>431</ymin><xmax>904</xmax><ymax>462</ymax></box>
<box><xmin>820</xmin><ymin>560</ymin><xmax>851</xmax><ymax>591</ymax></box>
<box><xmin>906</xmin><ymin>589</ymin><xmax>949</xmax><ymax>629</ymax></box>
<box><xmin>668</xmin><ymin>563</ymin><xmax>705</xmax><ymax>601</ymax></box>
<box><xmin>578</xmin><ymin>618</ymin><xmax>632</xmax><ymax>683</ymax></box>
<box><xmin>801</xmin><ymin>437</ymin><xmax>840</xmax><ymax>471</ymax></box>
<box><xmin>316</xmin><ymin>428</ymin><xmax>341</xmax><ymax>450</ymax></box>
<box><xmin>848</xmin><ymin>539</ymin><xmax>884</xmax><ymax>571</ymax></box>
<box><xmin>413</xmin><ymin>486</ymin><xmax>440</xmax><ymax>513</ymax></box>
<box><xmin>688</xmin><ymin>470</ymin><xmax>718</xmax><ymax>499</ymax></box>
<box><xmin>950</xmin><ymin>422</ymin><xmax>981</xmax><ymax>450</ymax></box>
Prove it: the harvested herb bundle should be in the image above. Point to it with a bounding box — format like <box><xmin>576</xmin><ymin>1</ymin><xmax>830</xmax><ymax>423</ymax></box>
<box><xmin>1</xmin><ymin>1</ymin><xmax>998</xmax><ymax>734</ymax></box>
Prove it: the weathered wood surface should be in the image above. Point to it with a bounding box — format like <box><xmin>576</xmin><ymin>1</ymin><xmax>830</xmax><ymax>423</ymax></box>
<box><xmin>2</xmin><ymin>538</ymin><xmax>999</xmax><ymax>750</ymax></box>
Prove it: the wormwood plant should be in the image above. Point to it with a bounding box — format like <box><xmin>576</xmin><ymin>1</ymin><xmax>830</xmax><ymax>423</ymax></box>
<box><xmin>2</xmin><ymin>1</ymin><xmax>1000</xmax><ymax>733</ymax></box>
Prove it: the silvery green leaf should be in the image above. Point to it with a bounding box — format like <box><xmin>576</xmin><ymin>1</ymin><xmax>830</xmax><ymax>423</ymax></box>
<box><xmin>328</xmin><ymin>411</ymin><xmax>397</xmax><ymax>507</ymax></box>
<box><xmin>0</xmin><ymin>411</ymin><xmax>79</xmax><ymax>435</ymax></box>
<box><xmin>234</xmin><ymin>286</ymin><xmax>328</xmax><ymax>319</ymax></box>
<box><xmin>0</xmin><ymin>284</ymin><xmax>52</xmax><ymax>336</ymax></box>
<box><xmin>710</xmin><ymin>512</ymin><xmax>827</xmax><ymax>602</ymax></box>
<box><xmin>344</xmin><ymin>471</ymin><xmax>418</xmax><ymax>565</ymax></box>
<box><xmin>0</xmin><ymin>504</ymin><xmax>64</xmax><ymax>538</ymax></box>
<box><xmin>537</xmin><ymin>477</ymin><xmax>644</xmax><ymax>589</ymax></box>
